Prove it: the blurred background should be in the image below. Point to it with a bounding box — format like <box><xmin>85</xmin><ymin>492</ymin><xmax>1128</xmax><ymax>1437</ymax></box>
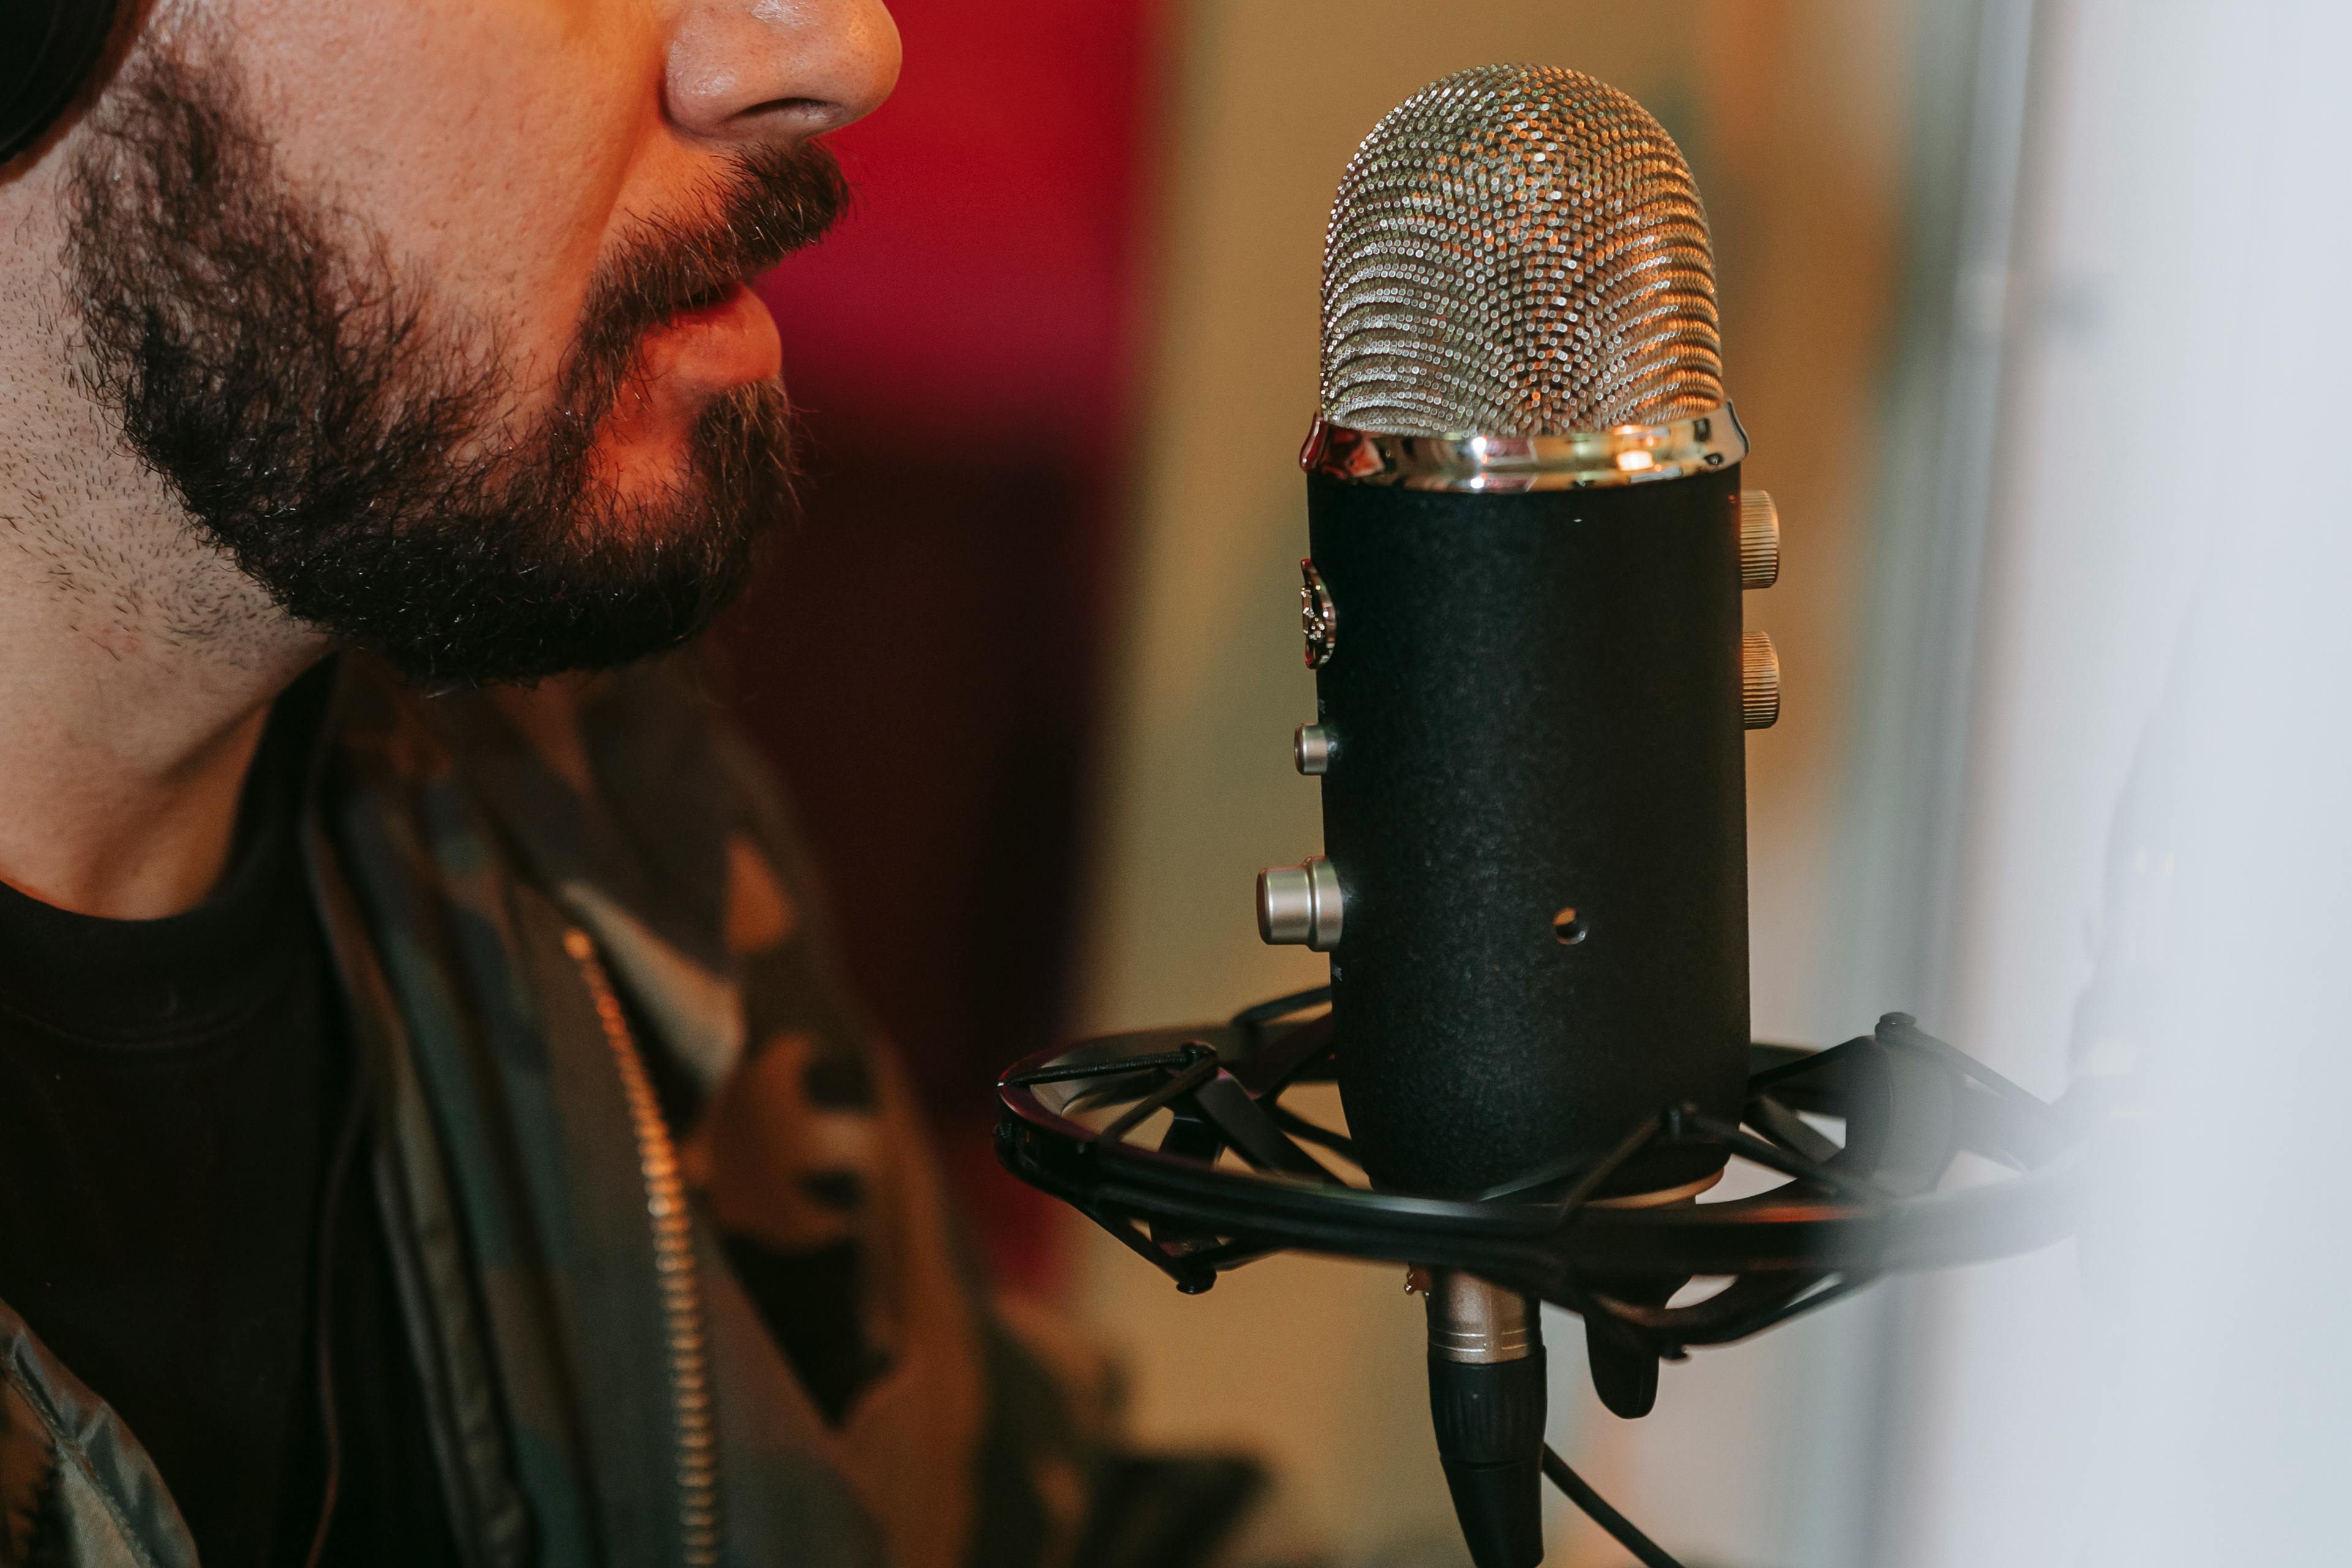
<box><xmin>718</xmin><ymin>1</ymin><xmax>2352</xmax><ymax>1562</ymax></box>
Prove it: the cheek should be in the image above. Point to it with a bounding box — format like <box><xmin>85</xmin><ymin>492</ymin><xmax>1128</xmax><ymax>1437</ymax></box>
<box><xmin>230</xmin><ymin>0</ymin><xmax>663</xmax><ymax>394</ymax></box>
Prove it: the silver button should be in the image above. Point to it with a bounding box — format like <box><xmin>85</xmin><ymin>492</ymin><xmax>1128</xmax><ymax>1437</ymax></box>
<box><xmin>1258</xmin><ymin>856</ymin><xmax>1344</xmax><ymax>951</ymax></box>
<box><xmin>1294</xmin><ymin>724</ymin><xmax>1334</xmax><ymax>775</ymax></box>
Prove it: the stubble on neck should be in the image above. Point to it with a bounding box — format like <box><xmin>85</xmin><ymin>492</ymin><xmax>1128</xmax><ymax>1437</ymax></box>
<box><xmin>0</xmin><ymin>157</ymin><xmax>326</xmax><ymax>920</ymax></box>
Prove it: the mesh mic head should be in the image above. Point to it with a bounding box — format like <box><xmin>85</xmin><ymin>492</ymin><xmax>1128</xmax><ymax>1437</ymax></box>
<box><xmin>1320</xmin><ymin>64</ymin><xmax>1722</xmax><ymax>438</ymax></box>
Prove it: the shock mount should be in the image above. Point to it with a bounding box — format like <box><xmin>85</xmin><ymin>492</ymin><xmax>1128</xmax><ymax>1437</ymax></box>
<box><xmin>996</xmin><ymin>989</ymin><xmax>2083</xmax><ymax>1566</ymax></box>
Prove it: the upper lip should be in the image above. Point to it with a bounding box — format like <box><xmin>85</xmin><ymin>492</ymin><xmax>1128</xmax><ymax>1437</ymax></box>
<box><xmin>672</xmin><ymin>280</ymin><xmax>738</xmax><ymax>315</ymax></box>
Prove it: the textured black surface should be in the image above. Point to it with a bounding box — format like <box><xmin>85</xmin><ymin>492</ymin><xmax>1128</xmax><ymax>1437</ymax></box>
<box><xmin>1428</xmin><ymin>1353</ymin><xmax>1547</xmax><ymax>1568</ymax></box>
<box><xmin>1310</xmin><ymin>467</ymin><xmax>1751</xmax><ymax>1197</ymax></box>
<box><xmin>1427</xmin><ymin>1349</ymin><xmax>1549</xmax><ymax>1462</ymax></box>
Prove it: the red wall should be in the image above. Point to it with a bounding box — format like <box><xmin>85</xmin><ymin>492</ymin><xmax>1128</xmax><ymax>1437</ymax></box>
<box><xmin>721</xmin><ymin>0</ymin><xmax>1167</xmax><ymax>1285</ymax></box>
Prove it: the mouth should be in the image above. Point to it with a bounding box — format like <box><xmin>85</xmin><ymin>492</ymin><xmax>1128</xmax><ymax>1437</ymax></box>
<box><xmin>673</xmin><ymin>278</ymin><xmax>736</xmax><ymax>314</ymax></box>
<box><xmin>637</xmin><ymin>280</ymin><xmax>783</xmax><ymax>402</ymax></box>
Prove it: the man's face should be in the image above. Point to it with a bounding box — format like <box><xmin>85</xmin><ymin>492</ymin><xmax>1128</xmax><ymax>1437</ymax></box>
<box><xmin>61</xmin><ymin>0</ymin><xmax>900</xmax><ymax>685</ymax></box>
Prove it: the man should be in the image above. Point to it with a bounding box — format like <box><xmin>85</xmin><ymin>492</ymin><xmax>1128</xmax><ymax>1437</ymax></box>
<box><xmin>0</xmin><ymin>4</ymin><xmax>1233</xmax><ymax>1565</ymax></box>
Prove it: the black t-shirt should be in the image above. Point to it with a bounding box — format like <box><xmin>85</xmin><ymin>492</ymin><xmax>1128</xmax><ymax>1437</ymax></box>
<box><xmin>0</xmin><ymin>694</ymin><xmax>457</xmax><ymax>1566</ymax></box>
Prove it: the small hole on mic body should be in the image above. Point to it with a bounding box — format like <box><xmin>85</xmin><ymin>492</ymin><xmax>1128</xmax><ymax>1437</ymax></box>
<box><xmin>1554</xmin><ymin>908</ymin><xmax>1588</xmax><ymax>945</ymax></box>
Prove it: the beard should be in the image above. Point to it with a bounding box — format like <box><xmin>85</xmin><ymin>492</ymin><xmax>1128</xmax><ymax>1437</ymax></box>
<box><xmin>62</xmin><ymin>43</ymin><xmax>846</xmax><ymax>686</ymax></box>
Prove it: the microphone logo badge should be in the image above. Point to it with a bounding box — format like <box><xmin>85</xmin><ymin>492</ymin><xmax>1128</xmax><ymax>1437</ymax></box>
<box><xmin>1300</xmin><ymin>559</ymin><xmax>1337</xmax><ymax>668</ymax></box>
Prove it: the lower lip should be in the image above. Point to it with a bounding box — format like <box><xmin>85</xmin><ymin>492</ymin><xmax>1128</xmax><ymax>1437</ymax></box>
<box><xmin>639</xmin><ymin>282</ymin><xmax>783</xmax><ymax>396</ymax></box>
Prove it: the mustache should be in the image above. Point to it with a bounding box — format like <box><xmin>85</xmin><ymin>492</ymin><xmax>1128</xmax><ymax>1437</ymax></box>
<box><xmin>573</xmin><ymin>140</ymin><xmax>849</xmax><ymax>378</ymax></box>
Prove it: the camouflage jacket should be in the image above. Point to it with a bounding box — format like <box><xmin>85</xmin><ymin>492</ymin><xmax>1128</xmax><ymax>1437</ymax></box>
<box><xmin>0</xmin><ymin>655</ymin><xmax>1114</xmax><ymax>1568</ymax></box>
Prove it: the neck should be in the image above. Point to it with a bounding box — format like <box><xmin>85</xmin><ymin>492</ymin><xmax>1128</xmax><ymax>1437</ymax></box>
<box><xmin>0</xmin><ymin>621</ymin><xmax>319</xmax><ymax>920</ymax></box>
<box><xmin>0</xmin><ymin>495</ymin><xmax>327</xmax><ymax>915</ymax></box>
<box><xmin>0</xmin><ymin>219</ymin><xmax>326</xmax><ymax>921</ymax></box>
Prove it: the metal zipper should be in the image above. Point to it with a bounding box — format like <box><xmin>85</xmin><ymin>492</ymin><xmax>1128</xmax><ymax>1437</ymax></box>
<box><xmin>564</xmin><ymin>927</ymin><xmax>720</xmax><ymax>1567</ymax></box>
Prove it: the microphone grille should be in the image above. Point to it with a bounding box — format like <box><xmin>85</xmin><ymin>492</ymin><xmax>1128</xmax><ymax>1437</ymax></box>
<box><xmin>1320</xmin><ymin>64</ymin><xmax>1722</xmax><ymax>438</ymax></box>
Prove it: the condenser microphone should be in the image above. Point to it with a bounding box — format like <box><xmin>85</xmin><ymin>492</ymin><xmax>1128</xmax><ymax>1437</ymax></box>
<box><xmin>1255</xmin><ymin>64</ymin><xmax>1782</xmax><ymax>1567</ymax></box>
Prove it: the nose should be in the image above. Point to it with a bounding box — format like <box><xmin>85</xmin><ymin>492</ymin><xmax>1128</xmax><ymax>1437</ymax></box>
<box><xmin>666</xmin><ymin>0</ymin><xmax>902</xmax><ymax>146</ymax></box>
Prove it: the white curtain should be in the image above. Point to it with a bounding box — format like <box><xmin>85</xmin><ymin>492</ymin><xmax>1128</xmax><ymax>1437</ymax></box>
<box><xmin>1862</xmin><ymin>2</ymin><xmax>2352</xmax><ymax>1562</ymax></box>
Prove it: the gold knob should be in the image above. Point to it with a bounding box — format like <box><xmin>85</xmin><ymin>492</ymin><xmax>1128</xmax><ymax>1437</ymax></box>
<box><xmin>1739</xmin><ymin>490</ymin><xmax>1781</xmax><ymax>590</ymax></box>
<box><xmin>1741</xmin><ymin>632</ymin><xmax>1781</xmax><ymax>730</ymax></box>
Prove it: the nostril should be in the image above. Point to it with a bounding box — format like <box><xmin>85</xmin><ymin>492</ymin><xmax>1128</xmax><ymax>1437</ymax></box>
<box><xmin>754</xmin><ymin>96</ymin><xmax>830</xmax><ymax>117</ymax></box>
<box><xmin>739</xmin><ymin>96</ymin><xmax>838</xmax><ymax>129</ymax></box>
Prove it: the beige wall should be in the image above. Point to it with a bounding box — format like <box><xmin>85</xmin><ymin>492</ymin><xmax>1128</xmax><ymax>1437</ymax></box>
<box><xmin>1068</xmin><ymin>4</ymin><xmax>1919</xmax><ymax>1562</ymax></box>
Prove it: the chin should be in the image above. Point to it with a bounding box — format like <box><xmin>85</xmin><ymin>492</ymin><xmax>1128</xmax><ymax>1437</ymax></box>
<box><xmin>588</xmin><ymin>424</ymin><xmax>703</xmax><ymax>503</ymax></box>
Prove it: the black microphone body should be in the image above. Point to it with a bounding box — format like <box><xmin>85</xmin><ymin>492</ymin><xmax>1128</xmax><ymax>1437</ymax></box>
<box><xmin>1310</xmin><ymin>465</ymin><xmax>1750</xmax><ymax>1199</ymax></box>
<box><xmin>1270</xmin><ymin>60</ymin><xmax>1774</xmax><ymax>1567</ymax></box>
